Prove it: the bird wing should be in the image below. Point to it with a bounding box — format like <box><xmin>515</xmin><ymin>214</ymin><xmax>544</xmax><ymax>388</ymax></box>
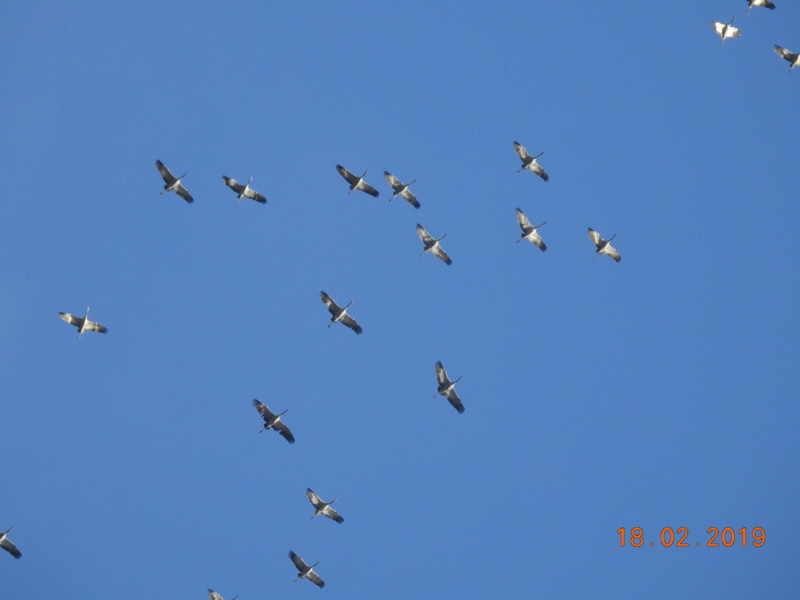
<box><xmin>445</xmin><ymin>388</ymin><xmax>465</xmax><ymax>414</ymax></box>
<box><xmin>84</xmin><ymin>319</ymin><xmax>108</xmax><ymax>334</ymax></box>
<box><xmin>59</xmin><ymin>312</ymin><xmax>82</xmax><ymax>328</ymax></box>
<box><xmin>384</xmin><ymin>171</ymin><xmax>401</xmax><ymax>189</ymax></box>
<box><xmin>322</xmin><ymin>505</ymin><xmax>344</xmax><ymax>524</ymax></box>
<box><xmin>155</xmin><ymin>160</ymin><xmax>176</xmax><ymax>185</ymax></box>
<box><xmin>173</xmin><ymin>182</ymin><xmax>194</xmax><ymax>203</ymax></box>
<box><xmin>726</xmin><ymin>25</ymin><xmax>741</xmax><ymax>38</ymax></box>
<box><xmin>531</xmin><ymin>162</ymin><xmax>549</xmax><ymax>181</ymax></box>
<box><xmin>340</xmin><ymin>313</ymin><xmax>363</xmax><ymax>335</ymax></box>
<box><xmin>289</xmin><ymin>551</ymin><xmax>308</xmax><ymax>572</ymax></box>
<box><xmin>320</xmin><ymin>291</ymin><xmax>340</xmax><ymax>317</ymax></box>
<box><xmin>587</xmin><ymin>228</ymin><xmax>603</xmax><ymax>247</ymax></box>
<box><xmin>416</xmin><ymin>224</ymin><xmax>434</xmax><ymax>245</ymax></box>
<box><xmin>244</xmin><ymin>188</ymin><xmax>267</xmax><ymax>203</ymax></box>
<box><xmin>774</xmin><ymin>45</ymin><xmax>799</xmax><ymax>62</ymax></box>
<box><xmin>358</xmin><ymin>180</ymin><xmax>380</xmax><ymax>197</ymax></box>
<box><xmin>274</xmin><ymin>421</ymin><xmax>295</xmax><ymax>444</ymax></box>
<box><xmin>306</xmin><ymin>569</ymin><xmax>325</xmax><ymax>588</ymax></box>
<box><xmin>400</xmin><ymin>188</ymin><xmax>420</xmax><ymax>208</ymax></box>
<box><xmin>222</xmin><ymin>176</ymin><xmax>244</xmax><ymax>195</ymax></box>
<box><xmin>0</xmin><ymin>536</ymin><xmax>21</xmax><ymax>559</ymax></box>
<box><xmin>515</xmin><ymin>208</ymin><xmax>532</xmax><ymax>232</ymax></box>
<box><xmin>336</xmin><ymin>165</ymin><xmax>357</xmax><ymax>185</ymax></box>
<box><xmin>712</xmin><ymin>21</ymin><xmax>725</xmax><ymax>36</ymax></box>
<box><xmin>252</xmin><ymin>399</ymin><xmax>276</xmax><ymax>422</ymax></box>
<box><xmin>435</xmin><ymin>361</ymin><xmax>448</xmax><ymax>386</ymax></box>
<box><xmin>207</xmin><ymin>590</ymin><xmax>224</xmax><ymax>600</ymax></box>
<box><xmin>513</xmin><ymin>141</ymin><xmax>531</xmax><ymax>164</ymax></box>
<box><xmin>432</xmin><ymin>244</ymin><xmax>452</xmax><ymax>265</ymax></box>
<box><xmin>306</xmin><ymin>488</ymin><xmax>323</xmax><ymax>509</ymax></box>
<box><xmin>603</xmin><ymin>244</ymin><xmax>621</xmax><ymax>262</ymax></box>
<box><xmin>530</xmin><ymin>231</ymin><xmax>547</xmax><ymax>251</ymax></box>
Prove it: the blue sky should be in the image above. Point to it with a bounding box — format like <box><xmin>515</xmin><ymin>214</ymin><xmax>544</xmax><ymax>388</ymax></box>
<box><xmin>2</xmin><ymin>1</ymin><xmax>799</xmax><ymax>598</ymax></box>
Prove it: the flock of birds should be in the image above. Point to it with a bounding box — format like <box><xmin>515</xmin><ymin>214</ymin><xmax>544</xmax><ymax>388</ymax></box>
<box><xmin>9</xmin><ymin>7</ymin><xmax>792</xmax><ymax>591</ymax></box>
<box><xmin>12</xmin><ymin>135</ymin><xmax>619</xmax><ymax>592</ymax></box>
<box><xmin>712</xmin><ymin>0</ymin><xmax>799</xmax><ymax>73</ymax></box>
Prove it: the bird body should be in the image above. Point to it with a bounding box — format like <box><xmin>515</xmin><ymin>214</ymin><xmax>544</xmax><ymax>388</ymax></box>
<box><xmin>320</xmin><ymin>291</ymin><xmax>362</xmax><ymax>334</ymax></box>
<box><xmin>774</xmin><ymin>45</ymin><xmax>800</xmax><ymax>72</ymax></box>
<box><xmin>306</xmin><ymin>488</ymin><xmax>344</xmax><ymax>524</ymax></box>
<box><xmin>383</xmin><ymin>171</ymin><xmax>420</xmax><ymax>208</ymax></box>
<box><xmin>59</xmin><ymin>307</ymin><xmax>108</xmax><ymax>337</ymax></box>
<box><xmin>253</xmin><ymin>399</ymin><xmax>295</xmax><ymax>443</ymax></box>
<box><xmin>513</xmin><ymin>141</ymin><xmax>549</xmax><ymax>181</ymax></box>
<box><xmin>435</xmin><ymin>361</ymin><xmax>464</xmax><ymax>413</ymax></box>
<box><xmin>712</xmin><ymin>18</ymin><xmax>741</xmax><ymax>45</ymax></box>
<box><xmin>746</xmin><ymin>0</ymin><xmax>775</xmax><ymax>14</ymax></box>
<box><xmin>416</xmin><ymin>224</ymin><xmax>452</xmax><ymax>265</ymax></box>
<box><xmin>0</xmin><ymin>528</ymin><xmax>20</xmax><ymax>559</ymax></box>
<box><xmin>155</xmin><ymin>159</ymin><xmax>193</xmax><ymax>203</ymax></box>
<box><xmin>336</xmin><ymin>165</ymin><xmax>379</xmax><ymax>197</ymax></box>
<box><xmin>289</xmin><ymin>551</ymin><xmax>325</xmax><ymax>588</ymax></box>
<box><xmin>515</xmin><ymin>208</ymin><xmax>547</xmax><ymax>251</ymax></box>
<box><xmin>222</xmin><ymin>176</ymin><xmax>267</xmax><ymax>204</ymax></box>
<box><xmin>587</xmin><ymin>228</ymin><xmax>621</xmax><ymax>262</ymax></box>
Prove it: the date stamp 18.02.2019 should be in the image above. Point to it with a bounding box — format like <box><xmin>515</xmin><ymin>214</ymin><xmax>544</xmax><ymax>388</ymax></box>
<box><xmin>617</xmin><ymin>527</ymin><xmax>765</xmax><ymax>547</ymax></box>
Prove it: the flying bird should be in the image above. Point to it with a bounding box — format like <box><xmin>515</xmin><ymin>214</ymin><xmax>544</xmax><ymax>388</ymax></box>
<box><xmin>59</xmin><ymin>307</ymin><xmax>108</xmax><ymax>337</ymax></box>
<box><xmin>435</xmin><ymin>361</ymin><xmax>464</xmax><ymax>414</ymax></box>
<box><xmin>0</xmin><ymin>527</ymin><xmax>20</xmax><ymax>559</ymax></box>
<box><xmin>774</xmin><ymin>45</ymin><xmax>800</xmax><ymax>72</ymax></box>
<box><xmin>513</xmin><ymin>141</ymin><xmax>549</xmax><ymax>181</ymax></box>
<box><xmin>383</xmin><ymin>171</ymin><xmax>420</xmax><ymax>208</ymax></box>
<box><xmin>336</xmin><ymin>165</ymin><xmax>379</xmax><ymax>197</ymax></box>
<box><xmin>745</xmin><ymin>0</ymin><xmax>775</xmax><ymax>14</ymax></box>
<box><xmin>207</xmin><ymin>589</ymin><xmax>238</xmax><ymax>600</ymax></box>
<box><xmin>320</xmin><ymin>291</ymin><xmax>362</xmax><ymax>334</ymax></box>
<box><xmin>587</xmin><ymin>228</ymin><xmax>621</xmax><ymax>262</ymax></box>
<box><xmin>515</xmin><ymin>208</ymin><xmax>547</xmax><ymax>251</ymax></box>
<box><xmin>711</xmin><ymin>17</ymin><xmax>741</xmax><ymax>45</ymax></box>
<box><xmin>306</xmin><ymin>488</ymin><xmax>344</xmax><ymax>524</ymax></box>
<box><xmin>222</xmin><ymin>176</ymin><xmax>267</xmax><ymax>204</ymax></box>
<box><xmin>155</xmin><ymin>159</ymin><xmax>193</xmax><ymax>203</ymax></box>
<box><xmin>416</xmin><ymin>224</ymin><xmax>452</xmax><ymax>265</ymax></box>
<box><xmin>288</xmin><ymin>551</ymin><xmax>325</xmax><ymax>588</ymax></box>
<box><xmin>253</xmin><ymin>399</ymin><xmax>295</xmax><ymax>443</ymax></box>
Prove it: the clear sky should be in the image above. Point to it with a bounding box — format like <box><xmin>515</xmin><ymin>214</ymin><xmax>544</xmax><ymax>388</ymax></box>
<box><xmin>2</xmin><ymin>1</ymin><xmax>799</xmax><ymax>598</ymax></box>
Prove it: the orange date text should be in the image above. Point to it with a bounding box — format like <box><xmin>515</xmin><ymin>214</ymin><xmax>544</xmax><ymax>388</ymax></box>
<box><xmin>616</xmin><ymin>527</ymin><xmax>765</xmax><ymax>547</ymax></box>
